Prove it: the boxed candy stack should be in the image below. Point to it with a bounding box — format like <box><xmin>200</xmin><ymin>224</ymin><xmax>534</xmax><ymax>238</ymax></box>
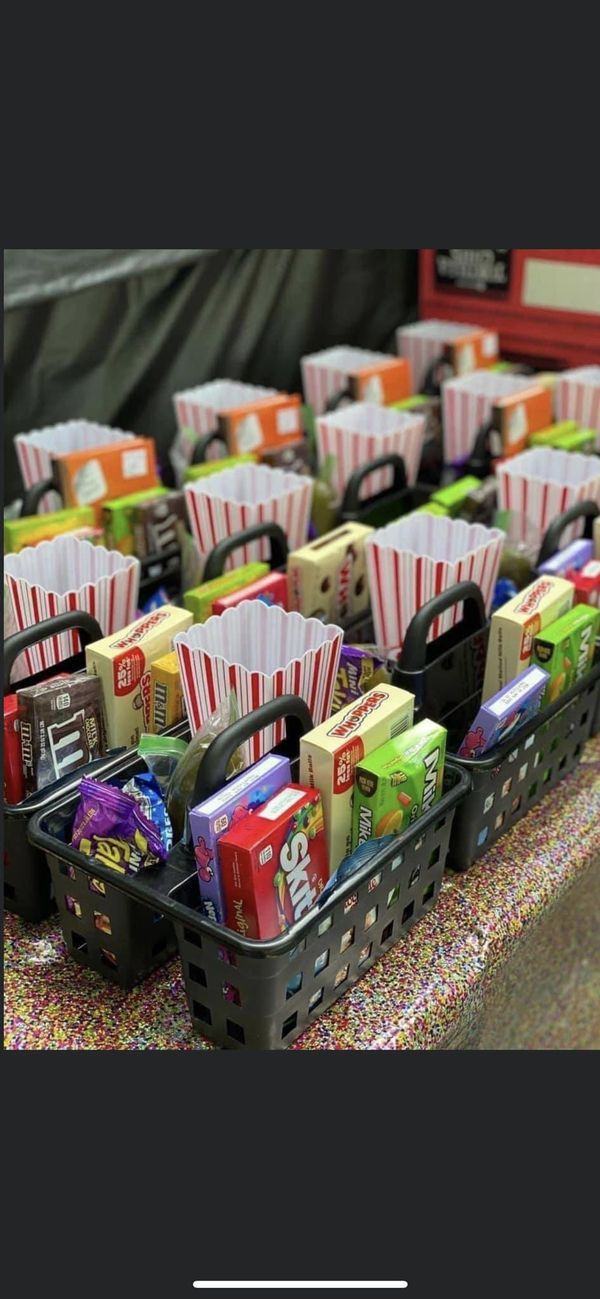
<box><xmin>14</xmin><ymin>420</ymin><xmax>140</xmax><ymax>513</ymax></box>
<box><xmin>85</xmin><ymin>605</ymin><xmax>192</xmax><ymax>748</ymax></box>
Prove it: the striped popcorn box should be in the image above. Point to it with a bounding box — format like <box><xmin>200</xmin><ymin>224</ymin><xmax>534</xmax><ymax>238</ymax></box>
<box><xmin>442</xmin><ymin>371</ymin><xmax>537</xmax><ymax>465</ymax></box>
<box><xmin>174</xmin><ymin>602</ymin><xmax>343</xmax><ymax>762</ymax></box>
<box><xmin>184</xmin><ymin>464</ymin><xmax>313</xmax><ymax>567</ymax></box>
<box><xmin>4</xmin><ymin>536</ymin><xmax>140</xmax><ymax>680</ymax></box>
<box><xmin>316</xmin><ymin>402</ymin><xmax>425</xmax><ymax>501</ymax></box>
<box><xmin>301</xmin><ymin>346</ymin><xmax>412</xmax><ymax>416</ymax></box>
<box><xmin>365</xmin><ymin>515</ymin><xmax>505</xmax><ymax>655</ymax></box>
<box><xmin>172</xmin><ymin>379</ymin><xmax>277</xmax><ymax>481</ymax></box>
<box><xmin>555</xmin><ymin>367</ymin><xmax>600</xmax><ymax>446</ymax></box>
<box><xmin>497</xmin><ymin>449</ymin><xmax>600</xmax><ymax>547</ymax></box>
<box><xmin>397</xmin><ymin>320</ymin><xmax>498</xmax><ymax>392</ymax></box>
<box><xmin>14</xmin><ymin>421</ymin><xmax>136</xmax><ymax>514</ymax></box>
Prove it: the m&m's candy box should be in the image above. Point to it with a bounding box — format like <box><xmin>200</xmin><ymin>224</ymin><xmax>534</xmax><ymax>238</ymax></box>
<box><xmin>219</xmin><ymin>785</ymin><xmax>328</xmax><ymax>940</ymax></box>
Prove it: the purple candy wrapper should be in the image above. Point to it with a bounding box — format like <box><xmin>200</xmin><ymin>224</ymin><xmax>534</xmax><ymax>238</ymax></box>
<box><xmin>71</xmin><ymin>776</ymin><xmax>168</xmax><ymax>873</ymax></box>
<box><xmin>537</xmin><ymin>538</ymin><xmax>594</xmax><ymax>577</ymax></box>
<box><xmin>331</xmin><ymin>644</ymin><xmax>388</xmax><ymax>713</ymax></box>
<box><xmin>458</xmin><ymin>664</ymin><xmax>549</xmax><ymax>759</ymax></box>
<box><xmin>189</xmin><ymin>753</ymin><xmax>291</xmax><ymax>923</ymax></box>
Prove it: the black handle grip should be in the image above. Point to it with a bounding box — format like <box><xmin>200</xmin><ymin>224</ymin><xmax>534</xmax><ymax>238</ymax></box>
<box><xmin>21</xmin><ymin>477</ymin><xmax>60</xmax><ymax>517</ymax></box>
<box><xmin>191</xmin><ymin>694</ymin><xmax>314</xmax><ymax>808</ymax></box>
<box><xmin>465</xmin><ymin>420</ymin><xmax>501</xmax><ymax>476</ymax></box>
<box><xmin>4</xmin><ymin>610</ymin><xmax>103</xmax><ymax>692</ymax></box>
<box><xmin>536</xmin><ymin>500</ymin><xmax>599</xmax><ymax>565</ymax></box>
<box><xmin>324</xmin><ymin>386</ymin><xmax>353</xmax><ymax>413</ymax></box>
<box><xmin>191</xmin><ymin>430</ymin><xmax>228</xmax><ymax>465</ymax></box>
<box><xmin>421</xmin><ymin>354</ymin><xmax>455</xmax><ymax>397</ymax></box>
<box><xmin>202</xmin><ymin>522</ymin><xmax>289</xmax><ymax>582</ymax></box>
<box><xmin>340</xmin><ymin>453</ymin><xmax>408</xmax><ymax>519</ymax></box>
<box><xmin>398</xmin><ymin>581</ymin><xmax>488</xmax><ymax>672</ymax></box>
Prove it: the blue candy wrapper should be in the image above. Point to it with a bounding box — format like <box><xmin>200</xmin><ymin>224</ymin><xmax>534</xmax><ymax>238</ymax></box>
<box><xmin>120</xmin><ymin>771</ymin><xmax>173</xmax><ymax>852</ymax></box>
<box><xmin>317</xmin><ymin>834</ymin><xmax>396</xmax><ymax>907</ymax></box>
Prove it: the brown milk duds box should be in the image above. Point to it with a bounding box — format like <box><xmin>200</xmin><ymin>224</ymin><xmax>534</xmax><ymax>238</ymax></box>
<box><xmin>85</xmin><ymin>606</ymin><xmax>192</xmax><ymax>748</ymax></box>
<box><xmin>299</xmin><ymin>683</ymin><xmax>415</xmax><ymax>869</ymax></box>
<box><xmin>482</xmin><ymin>575</ymin><xmax>574</xmax><ymax>700</ymax></box>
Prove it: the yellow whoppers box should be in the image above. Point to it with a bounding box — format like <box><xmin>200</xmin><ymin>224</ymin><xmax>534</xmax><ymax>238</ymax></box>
<box><xmin>149</xmin><ymin>651</ymin><xmax>185</xmax><ymax>733</ymax></box>
<box><xmin>299</xmin><ymin>684</ymin><xmax>415</xmax><ymax>870</ymax></box>
<box><xmin>482</xmin><ymin>575</ymin><xmax>574</xmax><ymax>701</ymax></box>
<box><xmin>287</xmin><ymin>523</ymin><xmax>373</xmax><ymax>622</ymax></box>
<box><xmin>85</xmin><ymin>606</ymin><xmax>192</xmax><ymax>748</ymax></box>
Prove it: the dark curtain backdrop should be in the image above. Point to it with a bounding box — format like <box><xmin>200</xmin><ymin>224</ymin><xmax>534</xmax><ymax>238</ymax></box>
<box><xmin>4</xmin><ymin>249</ymin><xmax>418</xmax><ymax>502</ymax></box>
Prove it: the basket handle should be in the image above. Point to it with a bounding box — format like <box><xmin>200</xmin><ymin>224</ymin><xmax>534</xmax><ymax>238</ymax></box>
<box><xmin>536</xmin><ymin>500</ymin><xmax>599</xmax><ymax>566</ymax></box>
<box><xmin>421</xmin><ymin>353</ymin><xmax>455</xmax><ymax>397</ymax></box>
<box><xmin>465</xmin><ymin>419</ymin><xmax>501</xmax><ymax>476</ymax></box>
<box><xmin>324</xmin><ymin>386</ymin><xmax>353</xmax><ymax>413</ymax></box>
<box><xmin>4</xmin><ymin>610</ymin><xmax>103</xmax><ymax>693</ymax></box>
<box><xmin>21</xmin><ymin>477</ymin><xmax>60</xmax><ymax>516</ymax></box>
<box><xmin>191</xmin><ymin>693</ymin><xmax>314</xmax><ymax>807</ymax></box>
<box><xmin>191</xmin><ymin>430</ymin><xmax>228</xmax><ymax>465</ymax></box>
<box><xmin>340</xmin><ymin>453</ymin><xmax>408</xmax><ymax>519</ymax></box>
<box><xmin>397</xmin><ymin>581</ymin><xmax>488</xmax><ymax>672</ymax></box>
<box><xmin>202</xmin><ymin>522</ymin><xmax>289</xmax><ymax>582</ymax></box>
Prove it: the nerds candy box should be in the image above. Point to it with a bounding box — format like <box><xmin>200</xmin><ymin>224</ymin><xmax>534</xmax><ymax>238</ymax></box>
<box><xmin>189</xmin><ymin>753</ymin><xmax>291</xmax><ymax>924</ymax></box>
<box><xmin>219</xmin><ymin>785</ymin><xmax>328</xmax><ymax>939</ymax></box>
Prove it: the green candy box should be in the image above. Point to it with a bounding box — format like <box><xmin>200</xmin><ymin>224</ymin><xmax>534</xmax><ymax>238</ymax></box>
<box><xmin>352</xmin><ymin>718</ymin><xmax>447</xmax><ymax>850</ymax></box>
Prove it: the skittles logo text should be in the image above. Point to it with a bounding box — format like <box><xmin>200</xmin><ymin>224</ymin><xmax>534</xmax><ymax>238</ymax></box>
<box><xmin>280</xmin><ymin>830</ymin><xmax>317</xmax><ymax>922</ymax></box>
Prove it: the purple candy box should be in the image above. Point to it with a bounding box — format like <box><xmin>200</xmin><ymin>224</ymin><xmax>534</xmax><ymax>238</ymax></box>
<box><xmin>189</xmin><ymin>753</ymin><xmax>291</xmax><ymax>923</ymax></box>
<box><xmin>537</xmin><ymin>538</ymin><xmax>593</xmax><ymax>577</ymax></box>
<box><xmin>458</xmin><ymin>664</ymin><xmax>550</xmax><ymax>759</ymax></box>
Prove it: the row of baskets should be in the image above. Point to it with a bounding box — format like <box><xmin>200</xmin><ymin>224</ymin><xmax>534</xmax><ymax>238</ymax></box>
<box><xmin>5</xmin><ymin>498</ymin><xmax>600</xmax><ymax>1048</ymax></box>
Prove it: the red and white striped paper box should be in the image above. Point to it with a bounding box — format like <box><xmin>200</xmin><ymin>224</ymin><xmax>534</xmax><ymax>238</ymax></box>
<box><xmin>555</xmin><ymin>367</ymin><xmax>600</xmax><ymax>446</ymax></box>
<box><xmin>497</xmin><ymin>449</ymin><xmax>600</xmax><ymax>547</ymax></box>
<box><xmin>316</xmin><ymin>402</ymin><xmax>425</xmax><ymax>500</ymax></box>
<box><xmin>174</xmin><ymin>602</ymin><xmax>343</xmax><ymax>763</ymax></box>
<box><xmin>172</xmin><ymin>380</ymin><xmax>277</xmax><ymax>481</ymax></box>
<box><xmin>365</xmin><ymin>515</ymin><xmax>505</xmax><ymax>655</ymax></box>
<box><xmin>441</xmin><ymin>372</ymin><xmax>537</xmax><ymax>464</ymax></box>
<box><xmin>184</xmin><ymin>464</ymin><xmax>313</xmax><ymax>566</ymax></box>
<box><xmin>14</xmin><ymin>421</ymin><xmax>136</xmax><ymax>514</ymax></box>
<box><xmin>301</xmin><ymin>346</ymin><xmax>412</xmax><ymax>416</ymax></box>
<box><xmin>4</xmin><ymin>536</ymin><xmax>140</xmax><ymax>680</ymax></box>
<box><xmin>396</xmin><ymin>320</ymin><xmax>498</xmax><ymax>392</ymax></box>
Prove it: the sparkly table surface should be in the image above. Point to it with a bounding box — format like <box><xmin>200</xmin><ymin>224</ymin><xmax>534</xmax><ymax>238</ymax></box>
<box><xmin>4</xmin><ymin>738</ymin><xmax>600</xmax><ymax>1051</ymax></box>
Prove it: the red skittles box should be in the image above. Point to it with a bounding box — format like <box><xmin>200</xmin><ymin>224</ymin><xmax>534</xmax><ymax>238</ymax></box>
<box><xmin>219</xmin><ymin>784</ymin><xmax>328</xmax><ymax>940</ymax></box>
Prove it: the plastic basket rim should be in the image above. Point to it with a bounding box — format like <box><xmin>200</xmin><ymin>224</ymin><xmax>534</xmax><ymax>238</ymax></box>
<box><xmin>27</xmin><ymin>761</ymin><xmax>470</xmax><ymax>960</ymax></box>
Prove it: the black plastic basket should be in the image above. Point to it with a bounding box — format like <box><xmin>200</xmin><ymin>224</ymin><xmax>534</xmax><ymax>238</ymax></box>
<box><xmin>4</xmin><ymin>611</ymin><xmax>106</xmax><ymax>921</ymax></box>
<box><xmin>28</xmin><ymin>695</ymin><xmax>470</xmax><ymax>1046</ymax></box>
<box><xmin>392</xmin><ymin>580</ymin><xmax>600</xmax><ymax>871</ymax></box>
<box><xmin>339</xmin><ymin>453</ymin><xmax>433</xmax><ymax>529</ymax></box>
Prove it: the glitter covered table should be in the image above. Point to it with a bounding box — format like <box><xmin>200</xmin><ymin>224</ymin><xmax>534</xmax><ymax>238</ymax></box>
<box><xmin>4</xmin><ymin>738</ymin><xmax>600</xmax><ymax>1051</ymax></box>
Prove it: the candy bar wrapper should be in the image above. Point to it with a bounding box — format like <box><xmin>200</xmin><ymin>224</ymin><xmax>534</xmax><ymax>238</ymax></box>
<box><xmin>171</xmin><ymin>380</ymin><xmax>277</xmax><ymax>481</ymax></box>
<box><xmin>555</xmin><ymin>366</ymin><xmax>600</xmax><ymax>445</ymax></box>
<box><xmin>4</xmin><ymin>536</ymin><xmax>140</xmax><ymax>682</ymax></box>
<box><xmin>14</xmin><ymin>420</ymin><xmax>136</xmax><ymax>514</ymax></box>
<box><xmin>442</xmin><ymin>372</ymin><xmax>538</xmax><ymax>464</ymax></box>
<box><xmin>396</xmin><ymin>320</ymin><xmax>498</xmax><ymax>391</ymax></box>
<box><xmin>18</xmin><ymin>673</ymin><xmax>107</xmax><ymax>796</ymax></box>
<box><xmin>458</xmin><ymin>665</ymin><xmax>549</xmax><ymax>758</ymax></box>
<box><xmin>496</xmin><ymin>449</ymin><xmax>600</xmax><ymax>547</ymax></box>
<box><xmin>52</xmin><ymin>438</ymin><xmax>158</xmax><ymax>517</ymax></box>
<box><xmin>365</xmin><ymin>515</ymin><xmax>505</xmax><ymax>654</ymax></box>
<box><xmin>184</xmin><ymin>463</ymin><xmax>312</xmax><ymax>566</ymax></box>
<box><xmin>331</xmin><ymin>645</ymin><xmax>389</xmax><ymax>713</ymax></box>
<box><xmin>537</xmin><ymin>538</ymin><xmax>594</xmax><ymax>577</ymax></box>
<box><xmin>71</xmin><ymin>777</ymin><xmax>167</xmax><ymax>872</ymax></box>
<box><xmin>211</xmin><ymin>571</ymin><xmax>288</xmax><ymax>614</ymax></box>
<box><xmin>131</xmin><ymin>490</ymin><xmax>188</xmax><ymax>558</ymax></box>
<box><xmin>301</xmin><ymin>345</ymin><xmax>411</xmax><ymax>416</ymax></box>
<box><xmin>316</xmin><ymin>401</ymin><xmax>424</xmax><ymax>499</ymax></box>
<box><xmin>184</xmin><ymin>563</ymin><xmax>270</xmax><ymax>622</ymax></box>
<box><xmin>174</xmin><ymin>602</ymin><xmax>343</xmax><ymax>765</ymax></box>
